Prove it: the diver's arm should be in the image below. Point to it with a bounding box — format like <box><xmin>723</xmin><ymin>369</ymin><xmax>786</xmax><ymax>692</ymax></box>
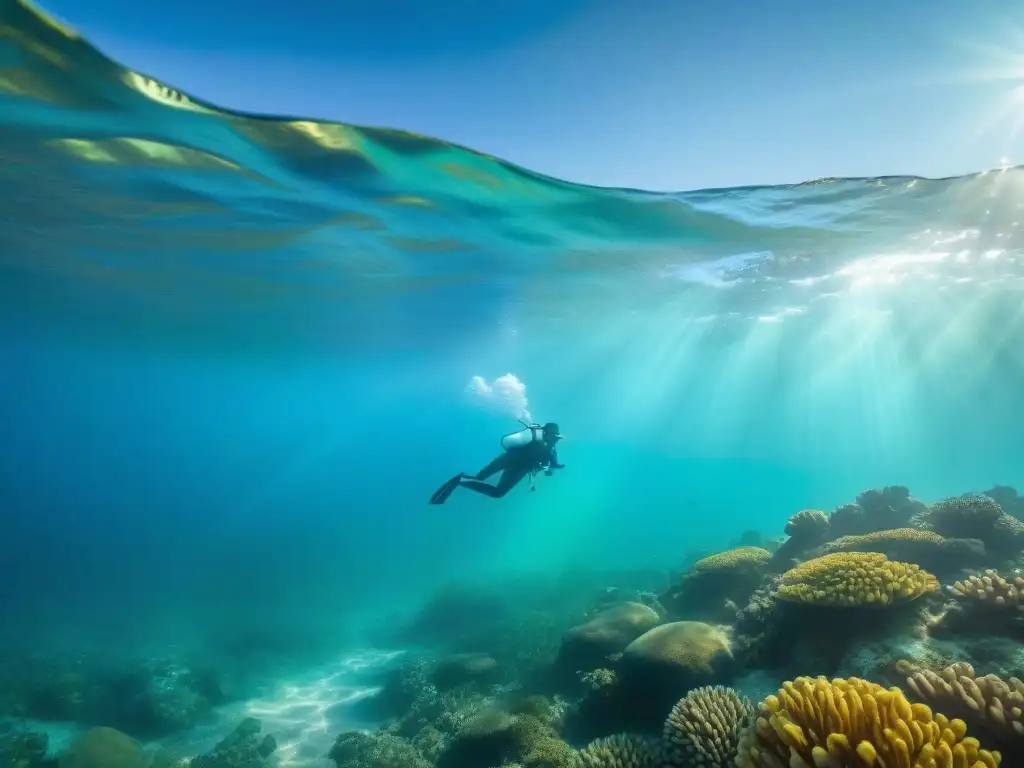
<box><xmin>549</xmin><ymin>448</ymin><xmax>565</xmax><ymax>469</ymax></box>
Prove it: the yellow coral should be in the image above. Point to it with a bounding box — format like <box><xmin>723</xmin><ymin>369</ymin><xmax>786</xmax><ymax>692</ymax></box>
<box><xmin>734</xmin><ymin>676</ymin><xmax>1001</xmax><ymax>768</ymax></box>
<box><xmin>775</xmin><ymin>552</ymin><xmax>938</xmax><ymax>606</ymax></box>
<box><xmin>623</xmin><ymin>622</ymin><xmax>732</xmax><ymax>675</ymax></box>
<box><xmin>830</xmin><ymin>528</ymin><xmax>943</xmax><ymax>546</ymax></box>
<box><xmin>693</xmin><ymin>547</ymin><xmax>771</xmax><ymax>573</ymax></box>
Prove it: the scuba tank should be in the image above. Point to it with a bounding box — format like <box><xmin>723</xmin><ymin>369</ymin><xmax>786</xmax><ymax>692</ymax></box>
<box><xmin>500</xmin><ymin>420</ymin><xmax>544</xmax><ymax>451</ymax></box>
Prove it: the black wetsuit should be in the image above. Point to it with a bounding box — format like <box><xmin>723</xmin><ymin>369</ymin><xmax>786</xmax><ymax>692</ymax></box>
<box><xmin>459</xmin><ymin>441</ymin><xmax>564</xmax><ymax>498</ymax></box>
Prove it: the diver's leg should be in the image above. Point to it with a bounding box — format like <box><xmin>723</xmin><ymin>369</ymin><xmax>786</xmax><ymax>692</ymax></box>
<box><xmin>471</xmin><ymin>453</ymin><xmax>511</xmax><ymax>481</ymax></box>
<box><xmin>429</xmin><ymin>473</ymin><xmax>466</xmax><ymax>504</ymax></box>
<box><xmin>460</xmin><ymin>462</ymin><xmax>530</xmax><ymax>499</ymax></box>
<box><xmin>429</xmin><ymin>453</ymin><xmax>514</xmax><ymax>504</ymax></box>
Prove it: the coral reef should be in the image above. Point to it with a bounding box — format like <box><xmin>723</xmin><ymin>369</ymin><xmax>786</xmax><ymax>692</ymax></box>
<box><xmin>576</xmin><ymin>733</ymin><xmax>661</xmax><ymax>768</ymax></box>
<box><xmin>730</xmin><ymin>576</ymin><xmax>787</xmax><ymax>668</ymax></box>
<box><xmin>784</xmin><ymin>510</ymin><xmax>830</xmax><ymax>540</ymax></box>
<box><xmin>330</xmin><ymin>730</ymin><xmax>432</xmax><ymax>768</ymax></box>
<box><xmin>431</xmin><ymin>653</ymin><xmax>501</xmax><ymax>690</ymax></box>
<box><xmin>556</xmin><ymin>603</ymin><xmax>661</xmax><ymax>677</ymax></box>
<box><xmin>0</xmin><ymin>725</ymin><xmax>49</xmax><ymax>768</ymax></box>
<box><xmin>810</xmin><ymin>528</ymin><xmax>988</xmax><ymax>577</ymax></box>
<box><xmin>915</xmin><ymin>495</ymin><xmax>1024</xmax><ymax>557</ymax></box>
<box><xmin>16</xmin><ymin>480</ymin><xmax>1024</xmax><ymax>768</ymax></box>
<box><xmin>897</xmin><ymin>660</ymin><xmax>1024</xmax><ymax>760</ymax></box>
<box><xmin>0</xmin><ymin>651</ymin><xmax>225</xmax><ymax>741</ymax></box>
<box><xmin>190</xmin><ymin>718</ymin><xmax>277</xmax><ymax>768</ymax></box>
<box><xmin>659</xmin><ymin>548</ymin><xmax>771</xmax><ymax>624</ymax></box>
<box><xmin>615</xmin><ymin>622</ymin><xmax>735</xmax><ymax>724</ymax></box>
<box><xmin>935</xmin><ymin>569</ymin><xmax>1024</xmax><ymax>639</ymax></box>
<box><xmin>984</xmin><ymin>486</ymin><xmax>1024</xmax><ymax>522</ymax></box>
<box><xmin>949</xmin><ymin>570</ymin><xmax>1024</xmax><ymax>608</ymax></box>
<box><xmin>734</xmin><ymin>676</ymin><xmax>1001</xmax><ymax>767</ymax></box>
<box><xmin>825</xmin><ymin>486</ymin><xmax>926</xmax><ymax>539</ymax></box>
<box><xmin>769</xmin><ymin>510</ymin><xmax>830</xmax><ymax>570</ymax></box>
<box><xmin>661</xmin><ymin>685</ymin><xmax>753</xmax><ymax>767</ymax></box>
<box><xmin>619</xmin><ymin>623</ymin><xmax>734</xmax><ymax>686</ymax></box>
<box><xmin>57</xmin><ymin>727</ymin><xmax>148</xmax><ymax>768</ymax></box>
<box><xmin>775</xmin><ymin>552</ymin><xmax>938</xmax><ymax>606</ymax></box>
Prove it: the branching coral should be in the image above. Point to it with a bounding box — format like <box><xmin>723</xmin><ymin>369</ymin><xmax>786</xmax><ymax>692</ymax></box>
<box><xmin>330</xmin><ymin>730</ymin><xmax>431</xmax><ymax>768</ymax></box>
<box><xmin>948</xmin><ymin>571</ymin><xmax>1024</xmax><ymax>609</ymax></box>
<box><xmin>734</xmin><ymin>676</ymin><xmax>1002</xmax><ymax>767</ymax></box>
<box><xmin>896</xmin><ymin>661</ymin><xmax>1024</xmax><ymax>760</ymax></box>
<box><xmin>661</xmin><ymin>686</ymin><xmax>753</xmax><ymax>767</ymax></box>
<box><xmin>775</xmin><ymin>552</ymin><xmax>938</xmax><ymax>606</ymax></box>
<box><xmin>576</xmin><ymin>733</ymin><xmax>661</xmax><ymax>768</ymax></box>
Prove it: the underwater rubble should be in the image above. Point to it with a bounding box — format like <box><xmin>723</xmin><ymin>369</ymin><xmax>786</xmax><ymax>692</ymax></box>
<box><xmin>5</xmin><ymin>485</ymin><xmax>1024</xmax><ymax>767</ymax></box>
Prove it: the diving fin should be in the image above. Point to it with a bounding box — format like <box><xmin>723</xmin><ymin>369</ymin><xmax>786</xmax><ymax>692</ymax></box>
<box><xmin>429</xmin><ymin>473</ymin><xmax>465</xmax><ymax>505</ymax></box>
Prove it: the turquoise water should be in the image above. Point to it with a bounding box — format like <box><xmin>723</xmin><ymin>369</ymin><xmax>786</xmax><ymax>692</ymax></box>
<box><xmin>2</xmin><ymin>0</ymin><xmax>1024</xmax><ymax>758</ymax></box>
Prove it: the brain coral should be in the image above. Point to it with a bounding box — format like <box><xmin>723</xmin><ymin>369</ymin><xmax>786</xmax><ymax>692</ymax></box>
<box><xmin>775</xmin><ymin>552</ymin><xmax>938</xmax><ymax>606</ymax></box>
<box><xmin>622</xmin><ymin>622</ymin><xmax>733</xmax><ymax>677</ymax></box>
<box><xmin>58</xmin><ymin>728</ymin><xmax>149</xmax><ymax>768</ymax></box>
<box><xmin>734</xmin><ymin>676</ymin><xmax>1002</xmax><ymax>768</ymax></box>
<box><xmin>693</xmin><ymin>547</ymin><xmax>772</xmax><ymax>573</ymax></box>
<box><xmin>557</xmin><ymin>602</ymin><xmax>661</xmax><ymax>672</ymax></box>
<box><xmin>662</xmin><ymin>686</ymin><xmax>753</xmax><ymax>767</ymax></box>
<box><xmin>577</xmin><ymin>733</ymin><xmax>661</xmax><ymax>768</ymax></box>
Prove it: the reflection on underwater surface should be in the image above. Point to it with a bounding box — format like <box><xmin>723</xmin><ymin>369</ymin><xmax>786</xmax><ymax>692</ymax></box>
<box><xmin>2</xmin><ymin>0</ymin><xmax>1024</xmax><ymax>765</ymax></box>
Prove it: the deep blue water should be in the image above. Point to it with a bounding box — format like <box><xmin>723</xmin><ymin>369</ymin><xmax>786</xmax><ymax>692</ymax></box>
<box><xmin>1</xmin><ymin>0</ymin><xmax>1023</xmax><ymax>662</ymax></box>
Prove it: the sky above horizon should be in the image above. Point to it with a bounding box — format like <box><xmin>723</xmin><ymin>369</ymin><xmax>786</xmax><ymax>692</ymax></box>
<box><xmin>35</xmin><ymin>0</ymin><xmax>1024</xmax><ymax>191</ymax></box>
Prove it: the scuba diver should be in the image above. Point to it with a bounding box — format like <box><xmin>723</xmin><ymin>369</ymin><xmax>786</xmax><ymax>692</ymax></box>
<box><xmin>428</xmin><ymin>421</ymin><xmax>565</xmax><ymax>504</ymax></box>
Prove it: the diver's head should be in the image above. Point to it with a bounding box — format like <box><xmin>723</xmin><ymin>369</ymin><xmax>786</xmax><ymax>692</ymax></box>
<box><xmin>542</xmin><ymin>422</ymin><xmax>562</xmax><ymax>443</ymax></box>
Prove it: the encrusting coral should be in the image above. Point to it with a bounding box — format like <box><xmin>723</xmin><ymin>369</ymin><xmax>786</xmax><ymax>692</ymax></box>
<box><xmin>811</xmin><ymin>528</ymin><xmax>989</xmax><ymax>578</ymax></box>
<box><xmin>660</xmin><ymin>549</ymin><xmax>771</xmax><ymax>623</ymax></box>
<box><xmin>897</xmin><ymin>660</ymin><xmax>1024</xmax><ymax>758</ymax></box>
<box><xmin>815</xmin><ymin>528</ymin><xmax>943</xmax><ymax>552</ymax></box>
<box><xmin>556</xmin><ymin>603</ymin><xmax>661</xmax><ymax>675</ymax></box>
<box><xmin>775</xmin><ymin>552</ymin><xmax>938</xmax><ymax>606</ymax></box>
<box><xmin>734</xmin><ymin>675</ymin><xmax>1002</xmax><ymax>768</ymax></box>
<box><xmin>692</xmin><ymin>548</ymin><xmax>772</xmax><ymax>573</ymax></box>
<box><xmin>576</xmin><ymin>733</ymin><xmax>661</xmax><ymax>768</ymax></box>
<box><xmin>661</xmin><ymin>685</ymin><xmax>753</xmax><ymax>767</ymax></box>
